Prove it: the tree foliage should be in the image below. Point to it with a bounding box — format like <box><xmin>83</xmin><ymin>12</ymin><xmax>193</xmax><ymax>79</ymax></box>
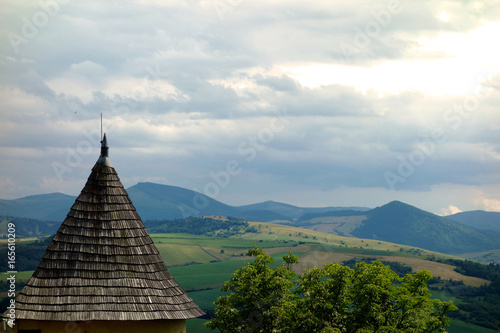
<box><xmin>0</xmin><ymin>236</ymin><xmax>53</xmax><ymax>272</ymax></box>
<box><xmin>205</xmin><ymin>248</ymin><xmax>457</xmax><ymax>333</ymax></box>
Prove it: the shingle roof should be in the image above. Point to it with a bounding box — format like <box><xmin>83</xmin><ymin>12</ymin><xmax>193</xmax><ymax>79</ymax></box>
<box><xmin>15</xmin><ymin>134</ymin><xmax>204</xmax><ymax>321</ymax></box>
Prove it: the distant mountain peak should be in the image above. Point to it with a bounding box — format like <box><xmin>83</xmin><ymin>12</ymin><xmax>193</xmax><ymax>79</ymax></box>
<box><xmin>19</xmin><ymin>192</ymin><xmax>75</xmax><ymax>200</ymax></box>
<box><xmin>384</xmin><ymin>200</ymin><xmax>413</xmax><ymax>207</ymax></box>
<box><xmin>373</xmin><ymin>200</ymin><xmax>426</xmax><ymax>214</ymax></box>
<box><xmin>353</xmin><ymin>200</ymin><xmax>500</xmax><ymax>254</ymax></box>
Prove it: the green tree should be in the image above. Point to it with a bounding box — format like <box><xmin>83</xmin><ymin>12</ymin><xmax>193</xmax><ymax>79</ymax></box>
<box><xmin>204</xmin><ymin>248</ymin><xmax>298</xmax><ymax>332</ymax></box>
<box><xmin>205</xmin><ymin>248</ymin><xmax>457</xmax><ymax>333</ymax></box>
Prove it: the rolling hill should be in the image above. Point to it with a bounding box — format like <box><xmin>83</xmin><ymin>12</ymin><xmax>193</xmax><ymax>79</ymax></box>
<box><xmin>446</xmin><ymin>210</ymin><xmax>500</xmax><ymax>234</ymax></box>
<box><xmin>0</xmin><ymin>193</ymin><xmax>75</xmax><ymax>221</ymax></box>
<box><xmin>126</xmin><ymin>182</ymin><xmax>241</xmax><ymax>220</ymax></box>
<box><xmin>237</xmin><ymin>200</ymin><xmax>369</xmax><ymax>220</ymax></box>
<box><xmin>1</xmin><ymin>183</ymin><xmax>500</xmax><ymax>255</ymax></box>
<box><xmin>0</xmin><ymin>182</ymin><xmax>368</xmax><ymax>222</ymax></box>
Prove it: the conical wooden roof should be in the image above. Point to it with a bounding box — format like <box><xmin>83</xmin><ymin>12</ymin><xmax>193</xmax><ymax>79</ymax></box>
<box><xmin>15</xmin><ymin>134</ymin><xmax>204</xmax><ymax>321</ymax></box>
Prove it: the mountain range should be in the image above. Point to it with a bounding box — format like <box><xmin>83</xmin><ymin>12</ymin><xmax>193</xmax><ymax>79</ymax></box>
<box><xmin>1</xmin><ymin>182</ymin><xmax>499</xmax><ymax>255</ymax></box>
<box><xmin>0</xmin><ymin>182</ymin><xmax>369</xmax><ymax>222</ymax></box>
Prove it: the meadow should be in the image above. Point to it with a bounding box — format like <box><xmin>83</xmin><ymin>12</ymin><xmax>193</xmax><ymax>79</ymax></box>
<box><xmin>459</xmin><ymin>249</ymin><xmax>500</xmax><ymax>263</ymax></box>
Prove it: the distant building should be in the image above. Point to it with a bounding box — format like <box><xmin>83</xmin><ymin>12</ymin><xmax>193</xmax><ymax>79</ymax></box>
<box><xmin>11</xmin><ymin>134</ymin><xmax>204</xmax><ymax>332</ymax></box>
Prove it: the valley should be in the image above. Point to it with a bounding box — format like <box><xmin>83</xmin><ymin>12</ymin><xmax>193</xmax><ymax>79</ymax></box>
<box><xmin>2</xmin><ymin>182</ymin><xmax>499</xmax><ymax>256</ymax></box>
<box><xmin>2</xmin><ymin>220</ymin><xmax>498</xmax><ymax>332</ymax></box>
<box><xmin>1</xmin><ymin>183</ymin><xmax>500</xmax><ymax>332</ymax></box>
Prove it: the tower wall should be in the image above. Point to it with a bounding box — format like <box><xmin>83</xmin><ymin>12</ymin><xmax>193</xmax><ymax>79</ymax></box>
<box><xmin>14</xmin><ymin>319</ymin><xmax>186</xmax><ymax>333</ymax></box>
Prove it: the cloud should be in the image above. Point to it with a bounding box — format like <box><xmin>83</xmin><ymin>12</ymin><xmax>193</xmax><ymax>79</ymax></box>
<box><xmin>439</xmin><ymin>205</ymin><xmax>462</xmax><ymax>216</ymax></box>
<box><xmin>475</xmin><ymin>197</ymin><xmax>500</xmax><ymax>212</ymax></box>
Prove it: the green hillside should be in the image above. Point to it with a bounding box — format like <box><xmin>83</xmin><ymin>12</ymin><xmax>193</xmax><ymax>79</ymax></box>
<box><xmin>126</xmin><ymin>182</ymin><xmax>240</xmax><ymax>220</ymax></box>
<box><xmin>459</xmin><ymin>249</ymin><xmax>500</xmax><ymax>263</ymax></box>
<box><xmin>2</xmin><ymin>220</ymin><xmax>498</xmax><ymax>332</ymax></box>
<box><xmin>2</xmin><ymin>185</ymin><xmax>499</xmax><ymax>256</ymax></box>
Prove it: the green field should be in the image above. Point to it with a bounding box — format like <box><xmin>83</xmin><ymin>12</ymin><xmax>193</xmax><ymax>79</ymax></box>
<box><xmin>0</xmin><ymin>270</ymin><xmax>34</xmax><ymax>282</ymax></box>
<box><xmin>0</xmin><ymin>219</ymin><xmax>8</xmax><ymax>237</ymax></box>
<box><xmin>156</xmin><ymin>243</ymin><xmax>218</xmax><ymax>266</ymax></box>
<box><xmin>187</xmin><ymin>318</ymin><xmax>211</xmax><ymax>333</ymax></box>
<box><xmin>448</xmin><ymin>319</ymin><xmax>498</xmax><ymax>333</ymax></box>
<box><xmin>459</xmin><ymin>249</ymin><xmax>500</xmax><ymax>263</ymax></box>
<box><xmin>151</xmin><ymin>232</ymin><xmax>299</xmax><ymax>249</ymax></box>
<box><xmin>170</xmin><ymin>259</ymin><xmax>248</xmax><ymax>290</ymax></box>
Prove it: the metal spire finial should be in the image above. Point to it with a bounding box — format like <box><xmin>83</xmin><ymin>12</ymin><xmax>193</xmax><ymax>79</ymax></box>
<box><xmin>97</xmin><ymin>114</ymin><xmax>113</xmax><ymax>167</ymax></box>
<box><xmin>100</xmin><ymin>133</ymin><xmax>109</xmax><ymax>158</ymax></box>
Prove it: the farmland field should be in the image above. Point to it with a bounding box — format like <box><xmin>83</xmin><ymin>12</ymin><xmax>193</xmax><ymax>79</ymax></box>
<box><xmin>298</xmin><ymin>251</ymin><xmax>489</xmax><ymax>287</ymax></box>
<box><xmin>448</xmin><ymin>320</ymin><xmax>498</xmax><ymax>333</ymax></box>
<box><xmin>459</xmin><ymin>249</ymin><xmax>500</xmax><ymax>263</ymax></box>
<box><xmin>156</xmin><ymin>243</ymin><xmax>218</xmax><ymax>266</ymax></box>
<box><xmin>0</xmin><ymin>237</ymin><xmax>38</xmax><ymax>244</ymax></box>
<box><xmin>300</xmin><ymin>215</ymin><xmax>367</xmax><ymax>236</ymax></box>
<box><xmin>153</xmin><ymin>225</ymin><xmax>496</xmax><ymax>333</ymax></box>
<box><xmin>151</xmin><ymin>225</ymin><xmax>493</xmax><ymax>333</ymax></box>
<box><xmin>0</xmin><ymin>270</ymin><xmax>34</xmax><ymax>282</ymax></box>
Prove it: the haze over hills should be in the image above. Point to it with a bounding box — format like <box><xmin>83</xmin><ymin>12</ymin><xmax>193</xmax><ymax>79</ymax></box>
<box><xmin>238</xmin><ymin>201</ymin><xmax>370</xmax><ymax>220</ymax></box>
<box><xmin>1</xmin><ymin>182</ymin><xmax>500</xmax><ymax>255</ymax></box>
<box><xmin>0</xmin><ymin>193</ymin><xmax>76</xmax><ymax>221</ymax></box>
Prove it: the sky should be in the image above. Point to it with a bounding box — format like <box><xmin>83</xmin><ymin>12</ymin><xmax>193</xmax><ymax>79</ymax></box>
<box><xmin>1</xmin><ymin>0</ymin><xmax>500</xmax><ymax>215</ymax></box>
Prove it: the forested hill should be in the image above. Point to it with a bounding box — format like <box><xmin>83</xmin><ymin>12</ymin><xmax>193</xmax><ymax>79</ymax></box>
<box><xmin>0</xmin><ymin>193</ymin><xmax>75</xmax><ymax>221</ymax></box>
<box><xmin>446</xmin><ymin>210</ymin><xmax>500</xmax><ymax>233</ymax></box>
<box><xmin>352</xmin><ymin>201</ymin><xmax>500</xmax><ymax>254</ymax></box>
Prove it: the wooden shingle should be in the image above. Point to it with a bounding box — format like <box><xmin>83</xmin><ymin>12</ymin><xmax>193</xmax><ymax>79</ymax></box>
<box><xmin>15</xmin><ymin>134</ymin><xmax>204</xmax><ymax>321</ymax></box>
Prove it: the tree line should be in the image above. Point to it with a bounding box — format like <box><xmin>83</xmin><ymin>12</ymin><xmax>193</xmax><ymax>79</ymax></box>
<box><xmin>427</xmin><ymin>258</ymin><xmax>500</xmax><ymax>330</ymax></box>
<box><xmin>145</xmin><ymin>216</ymin><xmax>250</xmax><ymax>236</ymax></box>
